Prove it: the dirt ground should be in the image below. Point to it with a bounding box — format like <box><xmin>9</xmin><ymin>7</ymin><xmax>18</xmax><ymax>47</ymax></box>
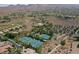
<box><xmin>71</xmin><ymin>41</ymin><xmax>79</xmax><ymax>54</ymax></box>
<box><xmin>48</xmin><ymin>16</ymin><xmax>79</xmax><ymax>26</ymax></box>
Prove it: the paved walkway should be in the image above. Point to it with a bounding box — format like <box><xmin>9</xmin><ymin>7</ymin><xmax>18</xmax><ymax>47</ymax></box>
<box><xmin>48</xmin><ymin>35</ymin><xmax>68</xmax><ymax>54</ymax></box>
<box><xmin>48</xmin><ymin>44</ymin><xmax>61</xmax><ymax>54</ymax></box>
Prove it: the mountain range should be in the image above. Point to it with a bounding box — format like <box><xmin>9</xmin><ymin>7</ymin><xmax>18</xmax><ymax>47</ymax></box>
<box><xmin>0</xmin><ymin>4</ymin><xmax>79</xmax><ymax>15</ymax></box>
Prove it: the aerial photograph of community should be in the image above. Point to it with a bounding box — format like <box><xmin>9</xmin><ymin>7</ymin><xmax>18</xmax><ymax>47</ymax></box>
<box><xmin>0</xmin><ymin>4</ymin><xmax>79</xmax><ymax>54</ymax></box>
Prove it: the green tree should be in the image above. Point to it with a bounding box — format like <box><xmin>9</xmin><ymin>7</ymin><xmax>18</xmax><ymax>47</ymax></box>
<box><xmin>3</xmin><ymin>16</ymin><xmax>11</xmax><ymax>21</ymax></box>
<box><xmin>0</xmin><ymin>16</ymin><xmax>2</xmax><ymax>20</ymax></box>
<box><xmin>77</xmin><ymin>44</ymin><xmax>79</xmax><ymax>48</ymax></box>
<box><xmin>60</xmin><ymin>40</ymin><xmax>66</xmax><ymax>46</ymax></box>
<box><xmin>4</xmin><ymin>32</ymin><xmax>17</xmax><ymax>39</ymax></box>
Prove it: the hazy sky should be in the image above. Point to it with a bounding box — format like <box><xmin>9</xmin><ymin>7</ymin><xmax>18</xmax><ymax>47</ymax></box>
<box><xmin>0</xmin><ymin>4</ymin><xmax>9</xmax><ymax>7</ymax></box>
<box><xmin>0</xmin><ymin>4</ymin><xmax>29</xmax><ymax>7</ymax></box>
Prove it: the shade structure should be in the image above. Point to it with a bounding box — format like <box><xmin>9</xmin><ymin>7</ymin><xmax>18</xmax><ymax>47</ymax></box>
<box><xmin>20</xmin><ymin>37</ymin><xmax>43</xmax><ymax>48</ymax></box>
<box><xmin>38</xmin><ymin>34</ymin><xmax>50</xmax><ymax>41</ymax></box>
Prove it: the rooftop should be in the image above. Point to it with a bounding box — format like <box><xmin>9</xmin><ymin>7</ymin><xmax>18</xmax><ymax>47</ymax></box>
<box><xmin>0</xmin><ymin>44</ymin><xmax>12</xmax><ymax>53</ymax></box>
<box><xmin>21</xmin><ymin>48</ymin><xmax>37</xmax><ymax>54</ymax></box>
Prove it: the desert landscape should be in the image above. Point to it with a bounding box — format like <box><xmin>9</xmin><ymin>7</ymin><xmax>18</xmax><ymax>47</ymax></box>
<box><xmin>0</xmin><ymin>4</ymin><xmax>79</xmax><ymax>54</ymax></box>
